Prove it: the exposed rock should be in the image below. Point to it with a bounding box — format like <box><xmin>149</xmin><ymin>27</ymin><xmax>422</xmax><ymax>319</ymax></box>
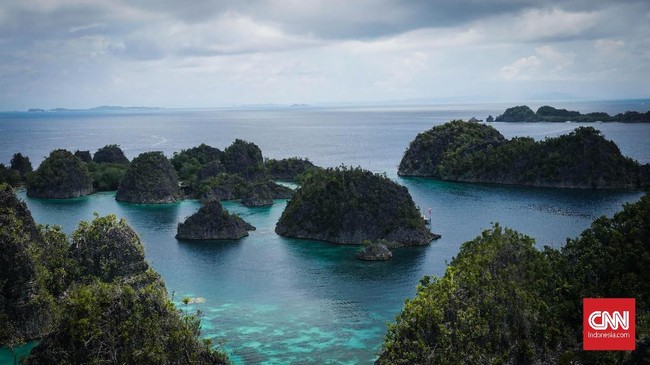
<box><xmin>275</xmin><ymin>166</ymin><xmax>436</xmax><ymax>246</ymax></box>
<box><xmin>357</xmin><ymin>243</ymin><xmax>392</xmax><ymax>261</ymax></box>
<box><xmin>176</xmin><ymin>201</ymin><xmax>255</xmax><ymax>240</ymax></box>
<box><xmin>116</xmin><ymin>151</ymin><xmax>181</xmax><ymax>203</ymax></box>
<box><xmin>0</xmin><ymin>184</ymin><xmax>53</xmax><ymax>341</ymax></box>
<box><xmin>93</xmin><ymin>144</ymin><xmax>129</xmax><ymax>164</ymax></box>
<box><xmin>197</xmin><ymin>159</ymin><xmax>226</xmax><ymax>181</ymax></box>
<box><xmin>27</xmin><ymin>149</ymin><xmax>94</xmax><ymax>198</ymax></box>
<box><xmin>241</xmin><ymin>182</ymin><xmax>274</xmax><ymax>207</ymax></box>
<box><xmin>399</xmin><ymin>120</ymin><xmax>646</xmax><ymax>189</ymax></box>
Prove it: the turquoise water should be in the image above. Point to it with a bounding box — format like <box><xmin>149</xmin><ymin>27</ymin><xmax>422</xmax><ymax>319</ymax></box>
<box><xmin>1</xmin><ymin>103</ymin><xmax>648</xmax><ymax>363</ymax></box>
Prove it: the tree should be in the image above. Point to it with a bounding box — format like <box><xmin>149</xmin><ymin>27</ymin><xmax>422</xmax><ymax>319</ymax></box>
<box><xmin>10</xmin><ymin>152</ymin><xmax>32</xmax><ymax>179</ymax></box>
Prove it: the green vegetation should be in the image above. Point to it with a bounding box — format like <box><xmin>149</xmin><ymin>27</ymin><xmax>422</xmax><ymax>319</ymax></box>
<box><xmin>93</xmin><ymin>144</ymin><xmax>129</xmax><ymax>164</ymax></box>
<box><xmin>496</xmin><ymin>105</ymin><xmax>650</xmax><ymax>123</ymax></box>
<box><xmin>222</xmin><ymin>139</ymin><xmax>265</xmax><ymax>179</ymax></box>
<box><xmin>116</xmin><ymin>151</ymin><xmax>181</xmax><ymax>203</ymax></box>
<box><xmin>171</xmin><ymin>143</ymin><xmax>223</xmax><ymax>185</ymax></box>
<box><xmin>378</xmin><ymin>195</ymin><xmax>650</xmax><ymax>364</ymax></box>
<box><xmin>73</xmin><ymin>150</ymin><xmax>92</xmax><ymax>162</ymax></box>
<box><xmin>0</xmin><ymin>164</ymin><xmax>21</xmax><ymax>186</ymax></box>
<box><xmin>87</xmin><ymin>162</ymin><xmax>128</xmax><ymax>191</ymax></box>
<box><xmin>25</xmin><ymin>280</ymin><xmax>228</xmax><ymax>365</ymax></box>
<box><xmin>265</xmin><ymin>157</ymin><xmax>319</xmax><ymax>181</ymax></box>
<box><xmin>276</xmin><ymin>166</ymin><xmax>436</xmax><ymax>246</ymax></box>
<box><xmin>399</xmin><ymin>120</ymin><xmax>647</xmax><ymax>189</ymax></box>
<box><xmin>1</xmin><ymin>185</ymin><xmax>229</xmax><ymax>363</ymax></box>
<box><xmin>71</xmin><ymin>214</ymin><xmax>150</xmax><ymax>283</ymax></box>
<box><xmin>27</xmin><ymin>149</ymin><xmax>94</xmax><ymax>198</ymax></box>
<box><xmin>10</xmin><ymin>153</ymin><xmax>33</xmax><ymax>179</ymax></box>
<box><xmin>0</xmin><ymin>184</ymin><xmax>56</xmax><ymax>347</ymax></box>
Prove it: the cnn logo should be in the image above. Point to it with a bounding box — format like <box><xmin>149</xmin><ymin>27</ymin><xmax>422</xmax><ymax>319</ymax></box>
<box><xmin>588</xmin><ymin>310</ymin><xmax>629</xmax><ymax>330</ymax></box>
<box><xmin>583</xmin><ymin>298</ymin><xmax>635</xmax><ymax>351</ymax></box>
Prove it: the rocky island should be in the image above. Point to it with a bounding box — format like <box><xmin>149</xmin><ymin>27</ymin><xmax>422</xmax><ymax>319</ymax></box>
<box><xmin>173</xmin><ymin>140</ymin><xmax>302</xmax><ymax>205</ymax></box>
<box><xmin>275</xmin><ymin>166</ymin><xmax>437</xmax><ymax>247</ymax></box>
<box><xmin>176</xmin><ymin>200</ymin><xmax>255</xmax><ymax>240</ymax></box>
<box><xmin>399</xmin><ymin>120</ymin><xmax>648</xmax><ymax>189</ymax></box>
<box><xmin>116</xmin><ymin>151</ymin><xmax>181</xmax><ymax>203</ymax></box>
<box><xmin>356</xmin><ymin>241</ymin><xmax>393</xmax><ymax>261</ymax></box>
<box><xmin>27</xmin><ymin>149</ymin><xmax>94</xmax><ymax>198</ymax></box>
<box><xmin>494</xmin><ymin>105</ymin><xmax>650</xmax><ymax>123</ymax></box>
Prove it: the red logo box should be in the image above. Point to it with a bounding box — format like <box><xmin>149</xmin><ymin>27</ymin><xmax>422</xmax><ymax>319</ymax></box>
<box><xmin>583</xmin><ymin>298</ymin><xmax>635</xmax><ymax>351</ymax></box>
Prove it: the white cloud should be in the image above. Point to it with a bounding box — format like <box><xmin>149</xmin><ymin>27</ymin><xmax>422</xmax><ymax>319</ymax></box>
<box><xmin>497</xmin><ymin>46</ymin><xmax>575</xmax><ymax>80</ymax></box>
<box><xmin>497</xmin><ymin>55</ymin><xmax>541</xmax><ymax>80</ymax></box>
<box><xmin>594</xmin><ymin>39</ymin><xmax>625</xmax><ymax>54</ymax></box>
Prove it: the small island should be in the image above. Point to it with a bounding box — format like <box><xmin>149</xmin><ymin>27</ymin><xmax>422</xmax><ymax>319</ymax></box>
<box><xmin>399</xmin><ymin>120</ymin><xmax>648</xmax><ymax>189</ymax></box>
<box><xmin>357</xmin><ymin>241</ymin><xmax>393</xmax><ymax>261</ymax></box>
<box><xmin>176</xmin><ymin>200</ymin><xmax>255</xmax><ymax>240</ymax></box>
<box><xmin>275</xmin><ymin>166</ymin><xmax>438</xmax><ymax>247</ymax></box>
<box><xmin>494</xmin><ymin>105</ymin><xmax>650</xmax><ymax>123</ymax></box>
<box><xmin>27</xmin><ymin>149</ymin><xmax>94</xmax><ymax>198</ymax></box>
<box><xmin>116</xmin><ymin>151</ymin><xmax>181</xmax><ymax>203</ymax></box>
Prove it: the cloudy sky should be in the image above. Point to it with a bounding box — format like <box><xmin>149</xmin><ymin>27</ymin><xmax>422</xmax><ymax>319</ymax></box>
<box><xmin>1</xmin><ymin>0</ymin><xmax>649</xmax><ymax>109</ymax></box>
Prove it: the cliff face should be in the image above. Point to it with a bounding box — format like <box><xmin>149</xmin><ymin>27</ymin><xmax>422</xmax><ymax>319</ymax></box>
<box><xmin>0</xmin><ymin>185</ymin><xmax>53</xmax><ymax>341</ymax></box>
<box><xmin>399</xmin><ymin>120</ymin><xmax>646</xmax><ymax>189</ymax></box>
<box><xmin>275</xmin><ymin>167</ymin><xmax>436</xmax><ymax>246</ymax></box>
<box><xmin>27</xmin><ymin>149</ymin><xmax>94</xmax><ymax>198</ymax></box>
<box><xmin>116</xmin><ymin>151</ymin><xmax>181</xmax><ymax>203</ymax></box>
<box><xmin>176</xmin><ymin>201</ymin><xmax>255</xmax><ymax>240</ymax></box>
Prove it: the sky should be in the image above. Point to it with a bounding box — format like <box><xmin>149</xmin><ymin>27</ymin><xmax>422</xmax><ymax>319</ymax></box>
<box><xmin>1</xmin><ymin>0</ymin><xmax>649</xmax><ymax>109</ymax></box>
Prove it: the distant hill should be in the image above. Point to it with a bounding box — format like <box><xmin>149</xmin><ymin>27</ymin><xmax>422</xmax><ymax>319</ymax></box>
<box><xmin>494</xmin><ymin>105</ymin><xmax>650</xmax><ymax>123</ymax></box>
<box><xmin>27</xmin><ymin>106</ymin><xmax>163</xmax><ymax>112</ymax></box>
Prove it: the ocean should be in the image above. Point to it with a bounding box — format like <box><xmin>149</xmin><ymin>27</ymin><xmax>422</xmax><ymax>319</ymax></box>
<box><xmin>1</xmin><ymin>100</ymin><xmax>648</xmax><ymax>364</ymax></box>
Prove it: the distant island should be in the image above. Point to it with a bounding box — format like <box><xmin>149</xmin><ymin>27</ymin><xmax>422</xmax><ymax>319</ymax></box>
<box><xmin>27</xmin><ymin>106</ymin><xmax>163</xmax><ymax>112</ymax></box>
<box><xmin>492</xmin><ymin>105</ymin><xmax>650</xmax><ymax>123</ymax></box>
<box><xmin>399</xmin><ymin>120</ymin><xmax>649</xmax><ymax>189</ymax></box>
<box><xmin>3</xmin><ymin>140</ymin><xmax>317</xmax><ymax>206</ymax></box>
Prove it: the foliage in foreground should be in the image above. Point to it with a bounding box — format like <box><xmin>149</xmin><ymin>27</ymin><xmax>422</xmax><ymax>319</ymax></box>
<box><xmin>378</xmin><ymin>195</ymin><xmax>650</xmax><ymax>364</ymax></box>
<box><xmin>25</xmin><ymin>281</ymin><xmax>229</xmax><ymax>365</ymax></box>
<box><xmin>0</xmin><ymin>185</ymin><xmax>229</xmax><ymax>364</ymax></box>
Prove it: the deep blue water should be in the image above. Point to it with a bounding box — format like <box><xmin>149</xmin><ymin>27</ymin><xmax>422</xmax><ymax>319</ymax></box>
<box><xmin>1</xmin><ymin>102</ymin><xmax>648</xmax><ymax>364</ymax></box>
